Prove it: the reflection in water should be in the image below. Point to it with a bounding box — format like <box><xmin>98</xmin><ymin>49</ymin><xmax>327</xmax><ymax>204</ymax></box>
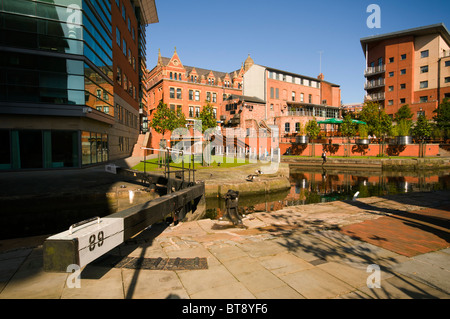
<box><xmin>205</xmin><ymin>168</ymin><xmax>450</xmax><ymax>220</ymax></box>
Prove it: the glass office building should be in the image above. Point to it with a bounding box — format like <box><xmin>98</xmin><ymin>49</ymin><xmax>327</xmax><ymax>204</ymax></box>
<box><xmin>0</xmin><ymin>0</ymin><xmax>114</xmax><ymax>169</ymax></box>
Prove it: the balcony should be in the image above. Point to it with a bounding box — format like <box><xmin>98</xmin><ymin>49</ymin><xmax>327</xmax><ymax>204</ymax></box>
<box><xmin>365</xmin><ymin>78</ymin><xmax>385</xmax><ymax>90</ymax></box>
<box><xmin>364</xmin><ymin>65</ymin><xmax>385</xmax><ymax>77</ymax></box>
<box><xmin>364</xmin><ymin>92</ymin><xmax>385</xmax><ymax>101</ymax></box>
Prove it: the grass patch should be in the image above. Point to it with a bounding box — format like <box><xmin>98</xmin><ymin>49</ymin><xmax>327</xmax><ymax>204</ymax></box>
<box><xmin>132</xmin><ymin>155</ymin><xmax>258</xmax><ymax>172</ymax></box>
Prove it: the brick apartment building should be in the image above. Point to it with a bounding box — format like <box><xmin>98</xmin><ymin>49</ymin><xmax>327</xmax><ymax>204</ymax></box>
<box><xmin>0</xmin><ymin>0</ymin><xmax>158</xmax><ymax>170</ymax></box>
<box><xmin>361</xmin><ymin>23</ymin><xmax>450</xmax><ymax>120</ymax></box>
<box><xmin>145</xmin><ymin>51</ymin><xmax>342</xmax><ymax>150</ymax></box>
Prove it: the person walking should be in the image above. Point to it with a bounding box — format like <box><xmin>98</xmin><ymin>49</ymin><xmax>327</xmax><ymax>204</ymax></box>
<box><xmin>322</xmin><ymin>150</ymin><xmax>327</xmax><ymax>165</ymax></box>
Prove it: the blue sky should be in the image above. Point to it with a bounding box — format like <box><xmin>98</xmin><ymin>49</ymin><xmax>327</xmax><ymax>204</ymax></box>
<box><xmin>145</xmin><ymin>0</ymin><xmax>450</xmax><ymax>104</ymax></box>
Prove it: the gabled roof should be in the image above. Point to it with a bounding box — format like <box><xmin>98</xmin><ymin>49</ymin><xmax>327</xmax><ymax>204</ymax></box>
<box><xmin>159</xmin><ymin>57</ymin><xmax>239</xmax><ymax>81</ymax></box>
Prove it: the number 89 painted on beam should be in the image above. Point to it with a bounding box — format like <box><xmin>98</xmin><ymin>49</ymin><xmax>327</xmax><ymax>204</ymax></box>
<box><xmin>89</xmin><ymin>231</ymin><xmax>105</xmax><ymax>251</ymax></box>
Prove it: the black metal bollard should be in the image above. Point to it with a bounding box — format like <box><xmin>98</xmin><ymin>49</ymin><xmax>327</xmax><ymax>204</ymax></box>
<box><xmin>224</xmin><ymin>189</ymin><xmax>243</xmax><ymax>226</ymax></box>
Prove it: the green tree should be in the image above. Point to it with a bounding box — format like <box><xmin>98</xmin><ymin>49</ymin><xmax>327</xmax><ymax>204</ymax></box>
<box><xmin>305</xmin><ymin>118</ymin><xmax>320</xmax><ymax>139</ymax></box>
<box><xmin>149</xmin><ymin>100</ymin><xmax>186</xmax><ymax>138</ymax></box>
<box><xmin>359</xmin><ymin>101</ymin><xmax>392</xmax><ymax>138</ymax></box>
<box><xmin>340</xmin><ymin>114</ymin><xmax>356</xmax><ymax>142</ymax></box>
<box><xmin>433</xmin><ymin>98</ymin><xmax>450</xmax><ymax>139</ymax></box>
<box><xmin>199</xmin><ymin>102</ymin><xmax>217</xmax><ymax>133</ymax></box>
<box><xmin>394</xmin><ymin>104</ymin><xmax>413</xmax><ymax>122</ymax></box>
<box><xmin>412</xmin><ymin>114</ymin><xmax>432</xmax><ymax>142</ymax></box>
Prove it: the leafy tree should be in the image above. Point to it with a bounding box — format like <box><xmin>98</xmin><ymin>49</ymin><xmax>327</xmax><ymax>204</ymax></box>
<box><xmin>149</xmin><ymin>100</ymin><xmax>186</xmax><ymax>138</ymax></box>
<box><xmin>433</xmin><ymin>98</ymin><xmax>450</xmax><ymax>139</ymax></box>
<box><xmin>340</xmin><ymin>114</ymin><xmax>356</xmax><ymax>142</ymax></box>
<box><xmin>359</xmin><ymin>101</ymin><xmax>392</xmax><ymax>138</ymax></box>
<box><xmin>412</xmin><ymin>114</ymin><xmax>432</xmax><ymax>142</ymax></box>
<box><xmin>394</xmin><ymin>104</ymin><xmax>413</xmax><ymax>122</ymax></box>
<box><xmin>199</xmin><ymin>102</ymin><xmax>217</xmax><ymax>133</ymax></box>
<box><xmin>305</xmin><ymin>118</ymin><xmax>320</xmax><ymax>139</ymax></box>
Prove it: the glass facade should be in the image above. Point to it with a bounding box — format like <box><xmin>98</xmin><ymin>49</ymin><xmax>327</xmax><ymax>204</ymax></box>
<box><xmin>0</xmin><ymin>0</ymin><xmax>113</xmax><ymax>114</ymax></box>
<box><xmin>0</xmin><ymin>0</ymin><xmax>114</xmax><ymax>169</ymax></box>
<box><xmin>0</xmin><ymin>129</ymin><xmax>82</xmax><ymax>170</ymax></box>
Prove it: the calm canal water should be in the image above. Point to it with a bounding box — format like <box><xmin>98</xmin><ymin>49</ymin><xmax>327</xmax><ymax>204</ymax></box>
<box><xmin>204</xmin><ymin>167</ymin><xmax>450</xmax><ymax>220</ymax></box>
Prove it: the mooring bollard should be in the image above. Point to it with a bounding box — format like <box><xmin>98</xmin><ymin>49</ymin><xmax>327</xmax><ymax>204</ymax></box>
<box><xmin>224</xmin><ymin>189</ymin><xmax>243</xmax><ymax>226</ymax></box>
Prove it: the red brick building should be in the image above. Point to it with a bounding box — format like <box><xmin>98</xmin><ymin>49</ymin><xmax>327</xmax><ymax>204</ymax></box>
<box><xmin>145</xmin><ymin>51</ymin><xmax>342</xmax><ymax>151</ymax></box>
<box><xmin>361</xmin><ymin>23</ymin><xmax>450</xmax><ymax>120</ymax></box>
<box><xmin>145</xmin><ymin>48</ymin><xmax>245</xmax><ymax>146</ymax></box>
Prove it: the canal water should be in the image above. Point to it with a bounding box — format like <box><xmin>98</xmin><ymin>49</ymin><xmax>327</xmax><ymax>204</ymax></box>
<box><xmin>204</xmin><ymin>167</ymin><xmax>450</xmax><ymax>220</ymax></box>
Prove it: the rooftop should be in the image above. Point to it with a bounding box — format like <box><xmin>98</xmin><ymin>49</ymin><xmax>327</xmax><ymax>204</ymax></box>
<box><xmin>360</xmin><ymin>23</ymin><xmax>450</xmax><ymax>53</ymax></box>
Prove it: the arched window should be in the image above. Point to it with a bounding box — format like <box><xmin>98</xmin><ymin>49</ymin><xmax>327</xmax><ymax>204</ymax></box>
<box><xmin>170</xmin><ymin>72</ymin><xmax>173</xmax><ymax>79</ymax></box>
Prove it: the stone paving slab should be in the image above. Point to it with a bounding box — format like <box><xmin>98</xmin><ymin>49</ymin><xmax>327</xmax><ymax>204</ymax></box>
<box><xmin>1</xmin><ymin>190</ymin><xmax>449</xmax><ymax>299</ymax></box>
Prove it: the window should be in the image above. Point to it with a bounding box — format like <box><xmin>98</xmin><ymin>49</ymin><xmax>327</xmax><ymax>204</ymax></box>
<box><xmin>284</xmin><ymin>122</ymin><xmax>290</xmax><ymax>133</ymax></box>
<box><xmin>115</xmin><ymin>0</ymin><xmax>120</xmax><ymax>7</ymax></box>
<box><xmin>445</xmin><ymin>77</ymin><xmax>450</xmax><ymax>83</ymax></box>
<box><xmin>400</xmin><ymin>83</ymin><xmax>406</xmax><ymax>89</ymax></box>
<box><xmin>420</xmin><ymin>96</ymin><xmax>428</xmax><ymax>103</ymax></box>
<box><xmin>388</xmin><ymin>100</ymin><xmax>393</xmax><ymax>106</ymax></box>
<box><xmin>212</xmin><ymin>93</ymin><xmax>217</xmax><ymax>103</ymax></box>
<box><xmin>389</xmin><ymin>57</ymin><xmax>394</xmax><ymax>63</ymax></box>
<box><xmin>123</xmin><ymin>74</ymin><xmax>127</xmax><ymax>90</ymax></box>
<box><xmin>195</xmin><ymin>107</ymin><xmax>200</xmax><ymax>117</ymax></box>
<box><xmin>270</xmin><ymin>104</ymin><xmax>273</xmax><ymax>110</ymax></box>
<box><xmin>400</xmin><ymin>69</ymin><xmax>406</xmax><ymax>75</ymax></box>
<box><xmin>388</xmin><ymin>86</ymin><xmax>394</xmax><ymax>92</ymax></box>
<box><xmin>295</xmin><ymin>122</ymin><xmax>300</xmax><ymax>132</ymax></box>
<box><xmin>117</xmin><ymin>66</ymin><xmax>122</xmax><ymax>84</ymax></box>
<box><xmin>174</xmin><ymin>73</ymin><xmax>177</xmax><ymax>80</ymax></box>
<box><xmin>421</xmin><ymin>50</ymin><xmax>429</xmax><ymax>58</ymax></box>
<box><xmin>170</xmin><ymin>87</ymin><xmax>175</xmax><ymax>99</ymax></box>
<box><xmin>189</xmin><ymin>90</ymin><xmax>193</xmax><ymax>100</ymax></box>
<box><xmin>195</xmin><ymin>91</ymin><xmax>200</xmax><ymax>101</ymax></box>
<box><xmin>420</xmin><ymin>65</ymin><xmax>428</xmax><ymax>73</ymax></box>
<box><xmin>420</xmin><ymin>81</ymin><xmax>428</xmax><ymax>89</ymax></box>
<box><xmin>308</xmin><ymin>94</ymin><xmax>312</xmax><ymax>103</ymax></box>
<box><xmin>116</xmin><ymin>27</ymin><xmax>121</xmax><ymax>46</ymax></box>
<box><xmin>300</xmin><ymin>93</ymin><xmax>304</xmax><ymax>102</ymax></box>
<box><xmin>389</xmin><ymin>71</ymin><xmax>394</xmax><ymax>77</ymax></box>
<box><xmin>132</xmin><ymin>27</ymin><xmax>135</xmax><ymax>41</ymax></box>
<box><xmin>212</xmin><ymin>108</ymin><xmax>217</xmax><ymax>118</ymax></box>
<box><xmin>122</xmin><ymin>39</ymin><xmax>126</xmax><ymax>55</ymax></box>
<box><xmin>275</xmin><ymin>88</ymin><xmax>279</xmax><ymax>99</ymax></box>
<box><xmin>128</xmin><ymin>17</ymin><xmax>131</xmax><ymax>31</ymax></box>
<box><xmin>206</xmin><ymin>92</ymin><xmax>211</xmax><ymax>102</ymax></box>
<box><xmin>400</xmin><ymin>98</ymin><xmax>406</xmax><ymax>104</ymax></box>
<box><xmin>291</xmin><ymin>91</ymin><xmax>296</xmax><ymax>101</ymax></box>
<box><xmin>446</xmin><ymin>61</ymin><xmax>450</xmax><ymax>67</ymax></box>
<box><xmin>122</xmin><ymin>4</ymin><xmax>126</xmax><ymax>20</ymax></box>
<box><xmin>270</xmin><ymin>87</ymin><xmax>274</xmax><ymax>99</ymax></box>
<box><xmin>378</xmin><ymin>58</ymin><xmax>383</xmax><ymax>66</ymax></box>
<box><xmin>176</xmin><ymin>88</ymin><xmax>182</xmax><ymax>99</ymax></box>
<box><xmin>401</xmin><ymin>54</ymin><xmax>406</xmax><ymax>60</ymax></box>
<box><xmin>417</xmin><ymin>110</ymin><xmax>425</xmax><ymax>117</ymax></box>
<box><xmin>170</xmin><ymin>72</ymin><xmax>173</xmax><ymax>79</ymax></box>
<box><xmin>189</xmin><ymin>106</ymin><xmax>194</xmax><ymax>117</ymax></box>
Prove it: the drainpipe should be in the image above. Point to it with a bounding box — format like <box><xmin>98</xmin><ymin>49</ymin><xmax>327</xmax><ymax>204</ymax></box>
<box><xmin>437</xmin><ymin>56</ymin><xmax>442</xmax><ymax>108</ymax></box>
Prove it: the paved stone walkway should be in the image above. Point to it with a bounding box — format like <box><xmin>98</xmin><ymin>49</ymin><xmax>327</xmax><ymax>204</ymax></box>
<box><xmin>0</xmin><ymin>190</ymin><xmax>449</xmax><ymax>299</ymax></box>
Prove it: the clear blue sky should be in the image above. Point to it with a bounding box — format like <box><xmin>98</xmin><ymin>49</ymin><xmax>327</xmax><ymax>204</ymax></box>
<box><xmin>145</xmin><ymin>0</ymin><xmax>450</xmax><ymax>105</ymax></box>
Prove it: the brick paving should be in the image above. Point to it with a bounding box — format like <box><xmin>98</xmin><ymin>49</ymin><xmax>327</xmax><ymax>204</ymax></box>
<box><xmin>340</xmin><ymin>205</ymin><xmax>450</xmax><ymax>257</ymax></box>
